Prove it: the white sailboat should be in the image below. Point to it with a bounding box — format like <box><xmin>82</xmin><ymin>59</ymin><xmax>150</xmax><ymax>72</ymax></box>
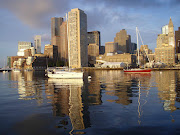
<box><xmin>47</xmin><ymin>67</ymin><xmax>83</xmax><ymax>79</ymax></box>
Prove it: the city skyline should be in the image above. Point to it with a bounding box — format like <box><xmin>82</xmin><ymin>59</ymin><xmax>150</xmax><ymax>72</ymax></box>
<box><xmin>0</xmin><ymin>0</ymin><xmax>180</xmax><ymax>66</ymax></box>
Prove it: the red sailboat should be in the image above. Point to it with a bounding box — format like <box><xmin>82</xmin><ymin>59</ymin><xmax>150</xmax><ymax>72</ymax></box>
<box><xmin>124</xmin><ymin>68</ymin><xmax>152</xmax><ymax>73</ymax></box>
<box><xmin>124</xmin><ymin>27</ymin><xmax>152</xmax><ymax>73</ymax></box>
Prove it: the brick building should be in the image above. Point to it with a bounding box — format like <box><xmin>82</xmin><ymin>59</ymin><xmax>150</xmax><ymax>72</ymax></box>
<box><xmin>105</xmin><ymin>42</ymin><xmax>118</xmax><ymax>54</ymax></box>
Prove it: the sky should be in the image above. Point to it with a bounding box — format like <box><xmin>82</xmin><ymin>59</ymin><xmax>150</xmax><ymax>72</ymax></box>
<box><xmin>0</xmin><ymin>0</ymin><xmax>180</xmax><ymax>67</ymax></box>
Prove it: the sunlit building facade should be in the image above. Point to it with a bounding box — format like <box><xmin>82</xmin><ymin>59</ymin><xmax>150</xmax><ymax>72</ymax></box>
<box><xmin>155</xmin><ymin>18</ymin><xmax>175</xmax><ymax>65</ymax></box>
<box><xmin>51</xmin><ymin>17</ymin><xmax>63</xmax><ymax>60</ymax></box>
<box><xmin>105</xmin><ymin>42</ymin><xmax>118</xmax><ymax>54</ymax></box>
<box><xmin>68</xmin><ymin>8</ymin><xmax>88</xmax><ymax>68</ymax></box>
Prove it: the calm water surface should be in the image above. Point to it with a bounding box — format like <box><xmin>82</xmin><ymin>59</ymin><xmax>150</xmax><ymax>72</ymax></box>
<box><xmin>1</xmin><ymin>70</ymin><xmax>180</xmax><ymax>135</ymax></box>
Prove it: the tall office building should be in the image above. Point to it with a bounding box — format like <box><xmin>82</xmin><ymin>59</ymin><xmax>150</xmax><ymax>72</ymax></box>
<box><xmin>114</xmin><ymin>29</ymin><xmax>131</xmax><ymax>53</ymax></box>
<box><xmin>51</xmin><ymin>17</ymin><xmax>63</xmax><ymax>52</ymax></box>
<box><xmin>51</xmin><ymin>17</ymin><xmax>63</xmax><ymax>37</ymax></box>
<box><xmin>68</xmin><ymin>8</ymin><xmax>88</xmax><ymax>68</ymax></box>
<box><xmin>155</xmin><ymin>18</ymin><xmax>175</xmax><ymax>65</ymax></box>
<box><xmin>60</xmin><ymin>21</ymin><xmax>68</xmax><ymax>64</ymax></box>
<box><xmin>34</xmin><ymin>35</ymin><xmax>41</xmax><ymax>54</ymax></box>
<box><xmin>175</xmin><ymin>27</ymin><xmax>180</xmax><ymax>53</ymax></box>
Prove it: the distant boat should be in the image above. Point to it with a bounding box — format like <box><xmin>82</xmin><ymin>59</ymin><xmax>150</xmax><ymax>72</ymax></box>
<box><xmin>124</xmin><ymin>27</ymin><xmax>152</xmax><ymax>73</ymax></box>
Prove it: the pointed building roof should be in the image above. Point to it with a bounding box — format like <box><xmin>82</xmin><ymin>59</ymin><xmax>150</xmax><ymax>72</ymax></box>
<box><xmin>169</xmin><ymin>17</ymin><xmax>173</xmax><ymax>27</ymax></box>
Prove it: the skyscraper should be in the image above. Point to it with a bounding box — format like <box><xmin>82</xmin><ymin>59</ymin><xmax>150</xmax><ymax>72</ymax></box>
<box><xmin>114</xmin><ymin>29</ymin><xmax>131</xmax><ymax>53</ymax></box>
<box><xmin>68</xmin><ymin>8</ymin><xmax>88</xmax><ymax>68</ymax></box>
<box><xmin>155</xmin><ymin>18</ymin><xmax>175</xmax><ymax>65</ymax></box>
<box><xmin>34</xmin><ymin>35</ymin><xmax>41</xmax><ymax>54</ymax></box>
<box><xmin>51</xmin><ymin>17</ymin><xmax>63</xmax><ymax>37</ymax></box>
<box><xmin>51</xmin><ymin>17</ymin><xmax>63</xmax><ymax>55</ymax></box>
<box><xmin>60</xmin><ymin>21</ymin><xmax>68</xmax><ymax>65</ymax></box>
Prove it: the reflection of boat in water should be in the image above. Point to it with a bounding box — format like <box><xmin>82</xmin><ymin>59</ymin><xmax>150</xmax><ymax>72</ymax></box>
<box><xmin>24</xmin><ymin>68</ymin><xmax>33</xmax><ymax>71</ymax></box>
<box><xmin>46</xmin><ymin>67</ymin><xmax>83</xmax><ymax>79</ymax></box>
<box><xmin>124</xmin><ymin>72</ymin><xmax>152</xmax><ymax>79</ymax></box>
<box><xmin>12</xmin><ymin>68</ymin><xmax>21</xmax><ymax>72</ymax></box>
<box><xmin>2</xmin><ymin>70</ymin><xmax>8</xmax><ymax>73</ymax></box>
<box><xmin>48</xmin><ymin>78</ymin><xmax>83</xmax><ymax>86</ymax></box>
<box><xmin>137</xmin><ymin>80</ymin><xmax>149</xmax><ymax>125</ymax></box>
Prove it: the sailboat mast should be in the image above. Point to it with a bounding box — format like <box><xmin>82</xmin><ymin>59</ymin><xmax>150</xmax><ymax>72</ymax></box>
<box><xmin>136</xmin><ymin>27</ymin><xmax>140</xmax><ymax>66</ymax></box>
<box><xmin>66</xmin><ymin>13</ymin><xmax>70</xmax><ymax>68</ymax></box>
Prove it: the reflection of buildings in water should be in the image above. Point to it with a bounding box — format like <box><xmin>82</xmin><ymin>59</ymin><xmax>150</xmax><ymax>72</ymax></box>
<box><xmin>69</xmin><ymin>85</ymin><xmax>85</xmax><ymax>130</ymax></box>
<box><xmin>176</xmin><ymin>71</ymin><xmax>180</xmax><ymax>103</ymax></box>
<box><xmin>47</xmin><ymin>79</ymin><xmax>71</xmax><ymax>116</ymax></box>
<box><xmin>124</xmin><ymin>73</ymin><xmax>152</xmax><ymax>88</ymax></box>
<box><xmin>156</xmin><ymin>71</ymin><xmax>177</xmax><ymax>111</ymax></box>
<box><xmin>87</xmin><ymin>71</ymin><xmax>102</xmax><ymax>105</ymax></box>
<box><xmin>10</xmin><ymin>71</ymin><xmax>43</xmax><ymax>104</ymax></box>
<box><xmin>47</xmin><ymin>78</ymin><xmax>90</xmax><ymax>132</ymax></box>
<box><xmin>123</xmin><ymin>73</ymin><xmax>151</xmax><ymax>125</ymax></box>
<box><xmin>99</xmin><ymin>71</ymin><xmax>133</xmax><ymax>105</ymax></box>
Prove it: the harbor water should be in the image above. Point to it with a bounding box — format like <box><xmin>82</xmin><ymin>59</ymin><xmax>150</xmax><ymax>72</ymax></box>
<box><xmin>0</xmin><ymin>70</ymin><xmax>180</xmax><ymax>135</ymax></box>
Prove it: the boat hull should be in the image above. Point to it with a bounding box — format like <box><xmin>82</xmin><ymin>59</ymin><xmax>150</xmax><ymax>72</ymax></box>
<box><xmin>47</xmin><ymin>72</ymin><xmax>83</xmax><ymax>79</ymax></box>
<box><xmin>124</xmin><ymin>69</ymin><xmax>152</xmax><ymax>73</ymax></box>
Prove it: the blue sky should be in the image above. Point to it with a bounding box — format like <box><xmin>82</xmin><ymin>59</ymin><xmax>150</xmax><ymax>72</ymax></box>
<box><xmin>0</xmin><ymin>0</ymin><xmax>180</xmax><ymax>67</ymax></box>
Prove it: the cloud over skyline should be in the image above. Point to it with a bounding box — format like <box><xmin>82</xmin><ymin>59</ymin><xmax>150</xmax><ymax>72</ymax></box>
<box><xmin>1</xmin><ymin>0</ymin><xmax>179</xmax><ymax>29</ymax></box>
